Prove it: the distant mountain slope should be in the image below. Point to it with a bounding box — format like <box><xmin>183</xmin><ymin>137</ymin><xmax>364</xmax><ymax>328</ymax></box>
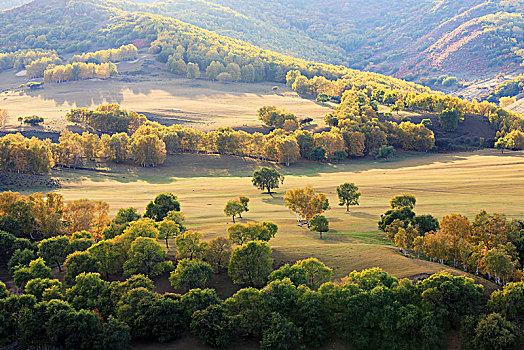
<box><xmin>0</xmin><ymin>0</ymin><xmax>427</xmax><ymax>94</ymax></box>
<box><xmin>3</xmin><ymin>0</ymin><xmax>522</xmax><ymax>83</ymax></box>
<box><xmin>117</xmin><ymin>0</ymin><xmax>523</xmax><ymax>81</ymax></box>
<box><xmin>102</xmin><ymin>0</ymin><xmax>347</xmax><ymax>65</ymax></box>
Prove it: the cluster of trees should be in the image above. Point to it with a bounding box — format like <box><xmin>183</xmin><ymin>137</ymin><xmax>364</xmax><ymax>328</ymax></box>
<box><xmin>70</xmin><ymin>44</ymin><xmax>138</xmax><ymax>64</ymax></box>
<box><xmin>0</xmin><ymin>49</ymin><xmax>59</xmax><ymax>72</ymax></box>
<box><xmin>3</xmin><ymin>255</ymin><xmax>522</xmax><ymax>350</ymax></box>
<box><xmin>66</xmin><ymin>103</ymin><xmax>147</xmax><ymax>134</ymax></box>
<box><xmin>43</xmin><ymin>62</ymin><xmax>117</xmax><ymax>83</ymax></box>
<box><xmin>0</xmin><ymin>133</ymin><xmax>54</xmax><ymax>174</ymax></box>
<box><xmin>0</xmin><ymin>191</ymin><xmax>110</xmax><ymax>241</ymax></box>
<box><xmin>381</xmin><ymin>194</ymin><xmax>524</xmax><ymax>286</ymax></box>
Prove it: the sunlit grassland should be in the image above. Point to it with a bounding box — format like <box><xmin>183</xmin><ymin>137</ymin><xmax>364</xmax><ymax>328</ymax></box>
<box><xmin>34</xmin><ymin>149</ymin><xmax>523</xmax><ymax>288</ymax></box>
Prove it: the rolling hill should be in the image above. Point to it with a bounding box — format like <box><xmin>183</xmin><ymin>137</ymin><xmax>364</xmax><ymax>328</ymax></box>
<box><xmin>2</xmin><ymin>0</ymin><xmax>523</xmax><ymax>84</ymax></box>
<box><xmin>0</xmin><ymin>0</ymin><xmax>427</xmax><ymax>95</ymax></box>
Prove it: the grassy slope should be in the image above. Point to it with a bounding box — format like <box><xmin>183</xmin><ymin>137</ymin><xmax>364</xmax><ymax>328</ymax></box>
<box><xmin>39</xmin><ymin>149</ymin><xmax>523</xmax><ymax>288</ymax></box>
<box><xmin>0</xmin><ymin>58</ymin><xmax>332</xmax><ymax>131</ymax></box>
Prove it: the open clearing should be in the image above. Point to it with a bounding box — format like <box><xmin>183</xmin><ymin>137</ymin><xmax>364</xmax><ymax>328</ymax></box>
<box><xmin>25</xmin><ymin>149</ymin><xmax>523</xmax><ymax>284</ymax></box>
<box><xmin>0</xmin><ymin>57</ymin><xmax>331</xmax><ymax>131</ymax></box>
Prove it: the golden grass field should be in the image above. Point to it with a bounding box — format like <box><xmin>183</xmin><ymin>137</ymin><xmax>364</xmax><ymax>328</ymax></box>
<box><xmin>40</xmin><ymin>149</ymin><xmax>523</xmax><ymax>286</ymax></box>
<box><xmin>0</xmin><ymin>56</ymin><xmax>331</xmax><ymax>131</ymax></box>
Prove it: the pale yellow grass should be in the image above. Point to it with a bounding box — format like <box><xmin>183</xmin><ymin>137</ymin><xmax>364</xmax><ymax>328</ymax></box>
<box><xmin>0</xmin><ymin>72</ymin><xmax>331</xmax><ymax>131</ymax></box>
<box><xmin>44</xmin><ymin>149</ymin><xmax>523</xmax><ymax>283</ymax></box>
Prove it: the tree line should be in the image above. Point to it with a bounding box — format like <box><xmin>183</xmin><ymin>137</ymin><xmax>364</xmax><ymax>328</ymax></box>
<box><xmin>43</xmin><ymin>62</ymin><xmax>117</xmax><ymax>83</ymax></box>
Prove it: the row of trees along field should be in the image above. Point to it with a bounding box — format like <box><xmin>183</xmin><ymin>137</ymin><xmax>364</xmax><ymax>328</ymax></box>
<box><xmin>0</xmin><ymin>44</ymin><xmax>137</xmax><ymax>79</ymax></box>
<box><xmin>3</xmin><ymin>102</ymin><xmax>523</xmax><ymax>174</ymax></box>
<box><xmin>0</xmin><ymin>102</ymin><xmax>438</xmax><ymax>174</ymax></box>
<box><xmin>1</xmin><ymin>188</ymin><xmax>523</xmax><ymax>349</ymax></box>
<box><xmin>380</xmin><ymin>194</ymin><xmax>524</xmax><ymax>286</ymax></box>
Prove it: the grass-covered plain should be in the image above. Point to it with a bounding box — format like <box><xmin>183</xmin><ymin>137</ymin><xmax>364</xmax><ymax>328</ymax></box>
<box><xmin>0</xmin><ymin>57</ymin><xmax>331</xmax><ymax>132</ymax></box>
<box><xmin>38</xmin><ymin>149</ymin><xmax>524</xmax><ymax>285</ymax></box>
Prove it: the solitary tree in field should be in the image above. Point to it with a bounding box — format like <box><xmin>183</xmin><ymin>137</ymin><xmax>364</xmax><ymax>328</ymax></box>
<box><xmin>336</xmin><ymin>183</ymin><xmax>361</xmax><ymax>212</ymax></box>
<box><xmin>252</xmin><ymin>167</ymin><xmax>284</xmax><ymax>194</ymax></box>
<box><xmin>310</xmin><ymin>214</ymin><xmax>329</xmax><ymax>239</ymax></box>
<box><xmin>224</xmin><ymin>200</ymin><xmax>245</xmax><ymax>223</ymax></box>
<box><xmin>390</xmin><ymin>194</ymin><xmax>416</xmax><ymax>209</ymax></box>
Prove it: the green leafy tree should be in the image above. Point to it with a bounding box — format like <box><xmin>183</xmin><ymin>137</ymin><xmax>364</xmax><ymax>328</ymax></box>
<box><xmin>25</xmin><ymin>278</ymin><xmax>63</xmax><ymax>301</ymax></box>
<box><xmin>157</xmin><ymin>219</ymin><xmax>180</xmax><ymax>249</ymax></box>
<box><xmin>116</xmin><ymin>287</ymin><xmax>185</xmax><ymax>342</ymax></box>
<box><xmin>461</xmin><ymin>313</ymin><xmax>521</xmax><ymax>350</ymax></box>
<box><xmin>310</xmin><ymin>214</ymin><xmax>329</xmax><ymax>239</ymax></box>
<box><xmin>204</xmin><ymin>236</ymin><xmax>232</xmax><ymax>272</ymax></box>
<box><xmin>488</xmin><ymin>281</ymin><xmax>524</xmax><ymax>323</ymax></box>
<box><xmin>38</xmin><ymin>236</ymin><xmax>70</xmax><ymax>272</ymax></box>
<box><xmin>295</xmin><ymin>288</ymin><xmax>330</xmax><ymax>347</ymax></box>
<box><xmin>123</xmin><ymin>237</ymin><xmax>172</xmax><ymax>277</ymax></box>
<box><xmin>229</xmin><ymin>241</ymin><xmax>273</xmax><ymax>287</ymax></box>
<box><xmin>113</xmin><ymin>207</ymin><xmax>140</xmax><ymax>224</ymax></box>
<box><xmin>268</xmin><ymin>264</ymin><xmax>308</xmax><ymax>286</ymax></box>
<box><xmin>169</xmin><ymin>258</ymin><xmax>213</xmax><ymax>290</ymax></box>
<box><xmin>439</xmin><ymin>108</ymin><xmax>460</xmax><ymax>131</ymax></box>
<box><xmin>180</xmin><ymin>288</ymin><xmax>221</xmax><ymax>321</ymax></box>
<box><xmin>8</xmin><ymin>248</ymin><xmax>36</xmax><ymax>274</ymax></box>
<box><xmin>144</xmin><ymin>193</ymin><xmax>181</xmax><ymax>221</ymax></box>
<box><xmin>224</xmin><ymin>199</ymin><xmax>245</xmax><ymax>223</ymax></box>
<box><xmin>252</xmin><ymin>167</ymin><xmax>284</xmax><ymax>194</ymax></box>
<box><xmin>223</xmin><ymin>288</ymin><xmax>267</xmax><ymax>338</ymax></box>
<box><xmin>260</xmin><ymin>312</ymin><xmax>302</xmax><ymax>350</ymax></box>
<box><xmin>63</xmin><ymin>251</ymin><xmax>99</xmax><ymax>285</ymax></box>
<box><xmin>417</xmin><ymin>272</ymin><xmax>484</xmax><ymax>328</ymax></box>
<box><xmin>390</xmin><ymin>194</ymin><xmax>417</xmax><ymax>209</ymax></box>
<box><xmin>87</xmin><ymin>239</ymin><xmax>124</xmax><ymax>279</ymax></box>
<box><xmin>337</xmin><ymin>182</ymin><xmax>361</xmax><ymax>212</ymax></box>
<box><xmin>191</xmin><ymin>304</ymin><xmax>237</xmax><ymax>348</ymax></box>
<box><xmin>296</xmin><ymin>258</ymin><xmax>332</xmax><ymax>289</ymax></box>
<box><xmin>175</xmin><ymin>231</ymin><xmax>208</xmax><ymax>260</ymax></box>
<box><xmin>13</xmin><ymin>258</ymin><xmax>53</xmax><ymax>288</ymax></box>
<box><xmin>413</xmin><ymin>214</ymin><xmax>440</xmax><ymax>234</ymax></box>
<box><xmin>227</xmin><ymin>222</ymin><xmax>277</xmax><ymax>245</ymax></box>
<box><xmin>374</xmin><ymin>145</ymin><xmax>396</xmax><ymax>160</ymax></box>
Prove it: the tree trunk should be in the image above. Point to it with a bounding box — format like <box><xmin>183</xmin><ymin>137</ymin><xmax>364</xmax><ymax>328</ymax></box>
<box><xmin>165</xmin><ymin>238</ymin><xmax>169</xmax><ymax>249</ymax></box>
<box><xmin>320</xmin><ymin>231</ymin><xmax>323</xmax><ymax>239</ymax></box>
<box><xmin>57</xmin><ymin>261</ymin><xmax>62</xmax><ymax>273</ymax></box>
<box><xmin>232</xmin><ymin>215</ymin><xmax>235</xmax><ymax>223</ymax></box>
<box><xmin>346</xmin><ymin>204</ymin><xmax>349</xmax><ymax>212</ymax></box>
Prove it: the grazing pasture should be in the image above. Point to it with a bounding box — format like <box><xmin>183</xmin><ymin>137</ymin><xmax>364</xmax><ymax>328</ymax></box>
<box><xmin>0</xmin><ymin>60</ymin><xmax>332</xmax><ymax>132</ymax></box>
<box><xmin>27</xmin><ymin>149</ymin><xmax>523</xmax><ymax>284</ymax></box>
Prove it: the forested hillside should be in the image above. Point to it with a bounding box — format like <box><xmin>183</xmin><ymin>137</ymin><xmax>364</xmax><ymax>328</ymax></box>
<box><xmin>0</xmin><ymin>0</ymin><xmax>426</xmax><ymax>94</ymax></box>
<box><xmin>2</xmin><ymin>0</ymin><xmax>523</xmax><ymax>82</ymax></box>
<box><xmin>118</xmin><ymin>0</ymin><xmax>524</xmax><ymax>82</ymax></box>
